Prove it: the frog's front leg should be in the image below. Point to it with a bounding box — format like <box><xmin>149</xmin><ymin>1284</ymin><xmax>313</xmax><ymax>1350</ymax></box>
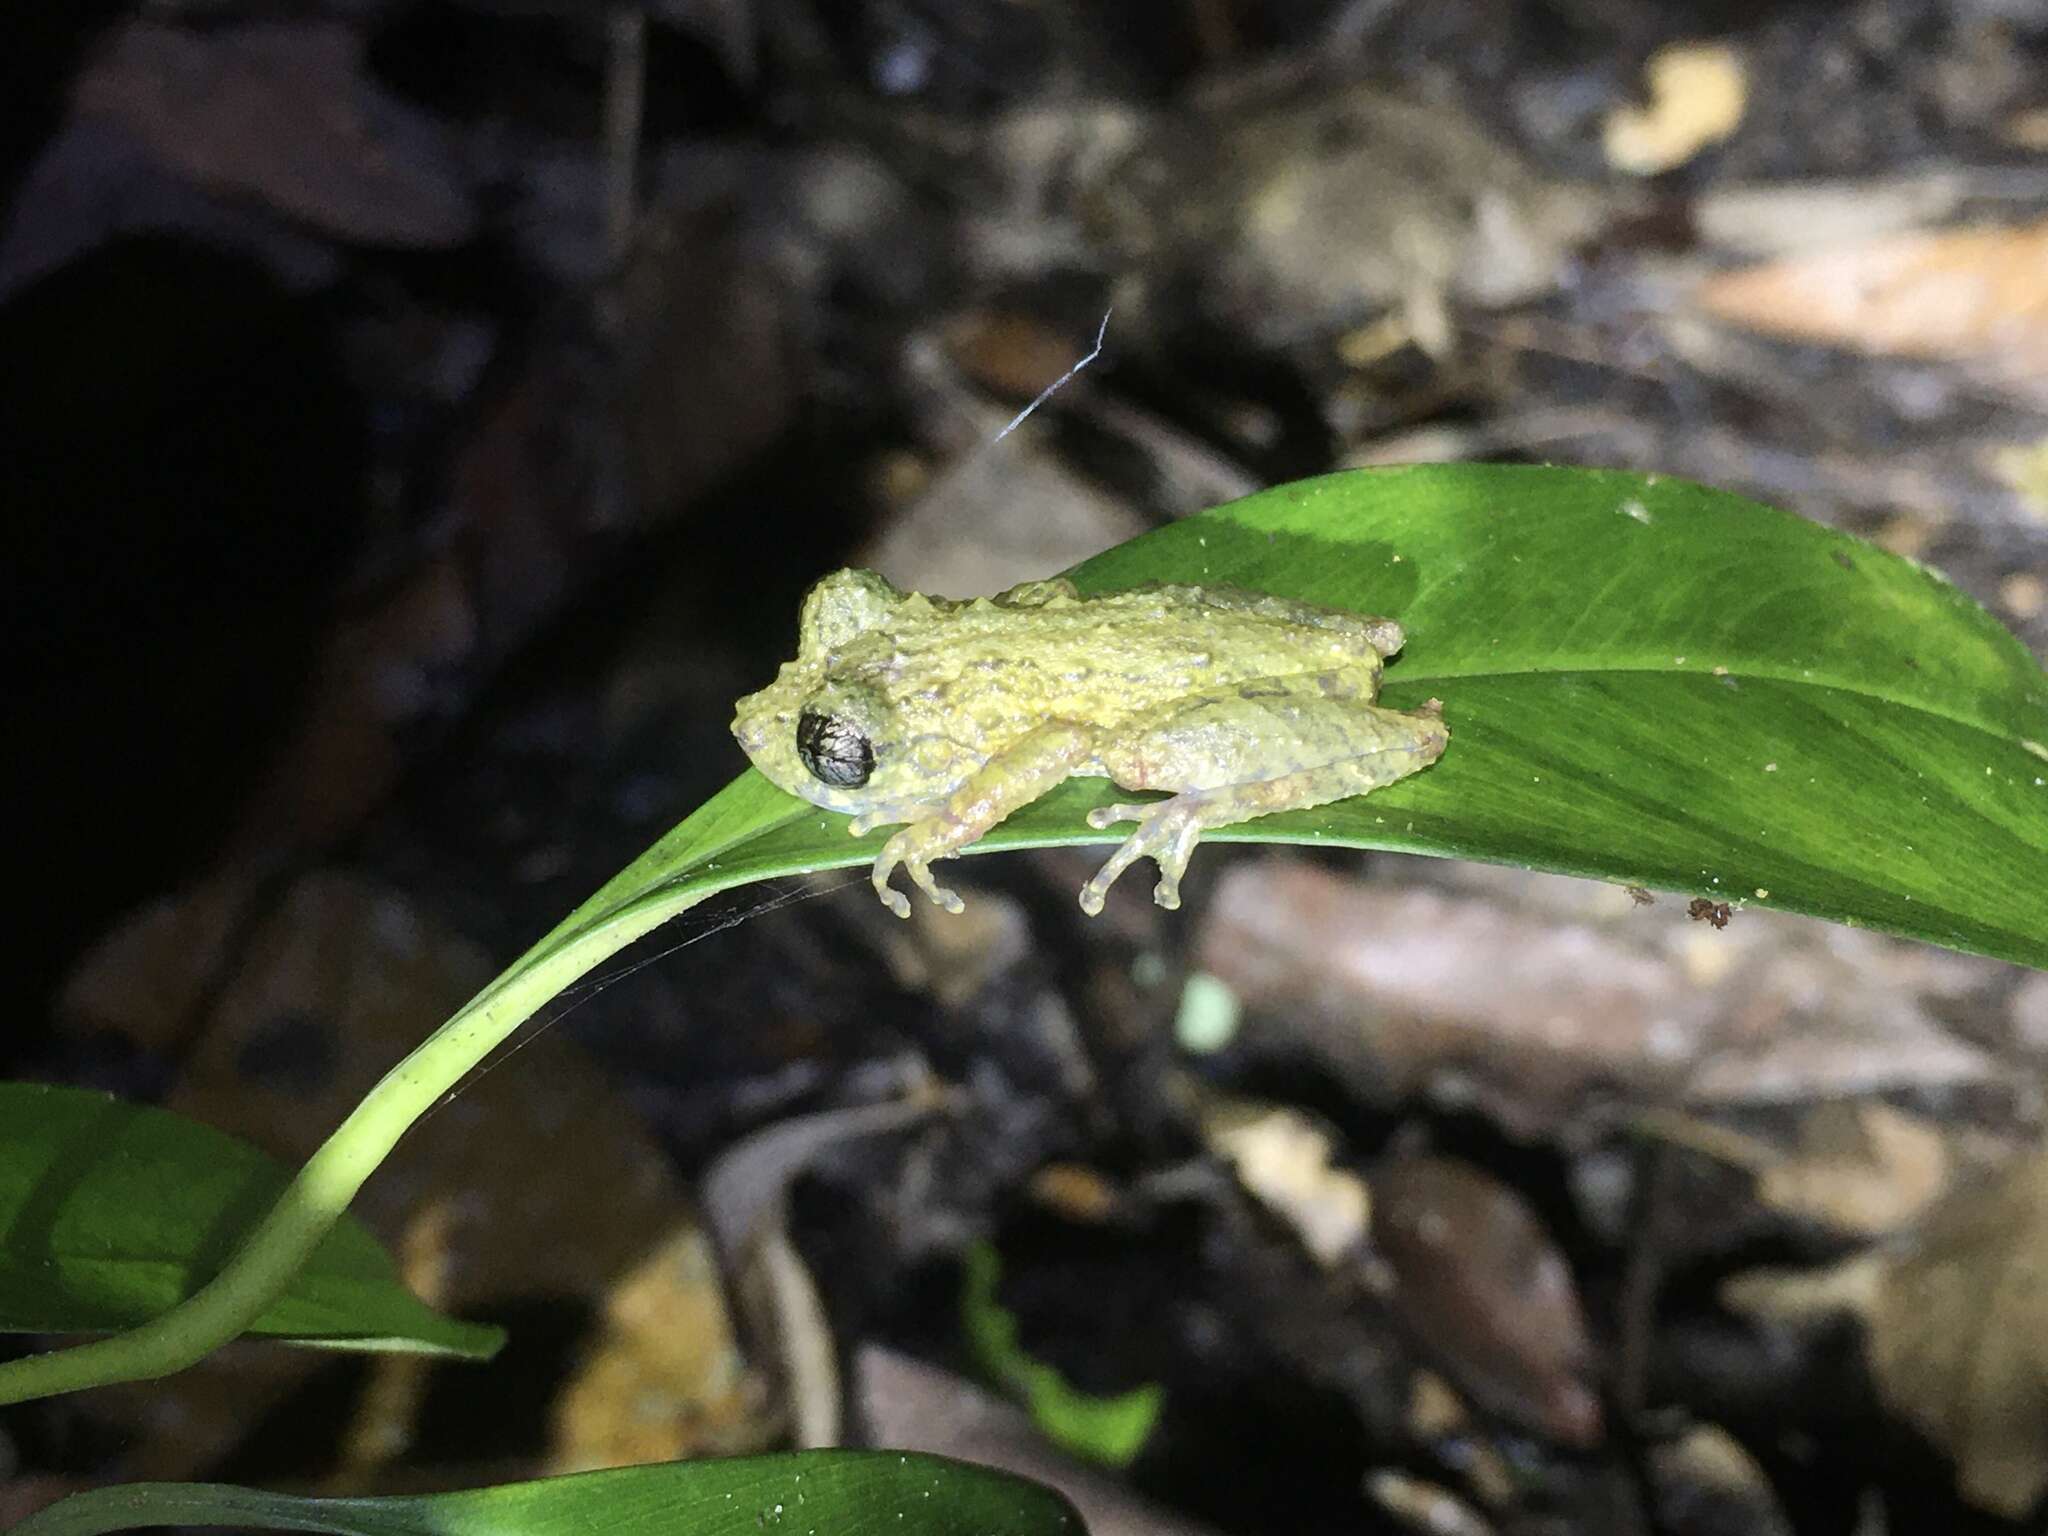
<box><xmin>855</xmin><ymin>720</ymin><xmax>1097</xmax><ymax>918</ymax></box>
<box><xmin>1080</xmin><ymin>689</ymin><xmax>1447</xmax><ymax>915</ymax></box>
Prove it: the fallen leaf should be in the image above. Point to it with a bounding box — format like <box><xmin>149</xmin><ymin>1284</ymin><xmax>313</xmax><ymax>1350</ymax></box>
<box><xmin>1998</xmin><ymin>572</ymin><xmax>2045</xmax><ymax>623</ymax></box>
<box><xmin>74</xmin><ymin>21</ymin><xmax>474</xmax><ymax>247</ymax></box>
<box><xmin>1604</xmin><ymin>41</ymin><xmax>1748</xmax><ymax>176</ymax></box>
<box><xmin>1195</xmin><ymin>862</ymin><xmax>1997</xmax><ymax>1141</ymax></box>
<box><xmin>1992</xmin><ymin>438</ymin><xmax>2048</xmax><ymax>523</ymax></box>
<box><xmin>1756</xmin><ymin>1101</ymin><xmax>1951</xmax><ymax>1238</ymax></box>
<box><xmin>1201</xmin><ymin>1097</ymin><xmax>1370</xmax><ymax>1267</ymax></box>
<box><xmin>1028</xmin><ymin>1164</ymin><xmax>1123</xmax><ymax>1225</ymax></box>
<box><xmin>549</xmin><ymin>1228</ymin><xmax>759</xmax><ymax>1473</ymax></box>
<box><xmin>1647</xmin><ymin>1424</ymin><xmax>1794</xmax><ymax>1536</ymax></box>
<box><xmin>1696</xmin><ymin>221</ymin><xmax>2048</xmax><ymax>396</ymax></box>
<box><xmin>1718</xmin><ymin>1251</ymin><xmax>1882</xmax><ymax>1326</ymax></box>
<box><xmin>1373</xmin><ymin>1156</ymin><xmax>1602</xmax><ymax>1448</ymax></box>
<box><xmin>2006</xmin><ymin>107</ymin><xmax>2048</xmax><ymax>152</ymax></box>
<box><xmin>1869</xmin><ymin>1142</ymin><xmax>2048</xmax><ymax>1518</ymax></box>
<box><xmin>2011</xmin><ymin>970</ymin><xmax>2048</xmax><ymax>1054</ymax></box>
<box><xmin>1365</xmin><ymin>1470</ymin><xmax>1492</xmax><ymax>1536</ymax></box>
<box><xmin>1403</xmin><ymin>1371</ymin><xmax>1515</xmax><ymax>1507</ymax></box>
<box><xmin>1695</xmin><ymin>174</ymin><xmax>1968</xmax><ymax>257</ymax></box>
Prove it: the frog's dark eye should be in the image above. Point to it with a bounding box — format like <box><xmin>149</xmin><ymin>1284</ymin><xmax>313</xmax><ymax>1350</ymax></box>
<box><xmin>797</xmin><ymin>708</ymin><xmax>873</xmax><ymax>788</ymax></box>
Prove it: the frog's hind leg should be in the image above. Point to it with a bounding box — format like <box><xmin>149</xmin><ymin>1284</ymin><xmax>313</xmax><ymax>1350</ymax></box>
<box><xmin>1081</xmin><ymin>689</ymin><xmax>1445</xmax><ymax>915</ymax></box>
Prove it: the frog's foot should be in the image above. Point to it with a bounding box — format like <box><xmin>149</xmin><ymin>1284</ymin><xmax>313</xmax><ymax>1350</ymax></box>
<box><xmin>866</xmin><ymin>820</ymin><xmax>965</xmax><ymax>919</ymax></box>
<box><xmin>1080</xmin><ymin>797</ymin><xmax>1208</xmax><ymax>916</ymax></box>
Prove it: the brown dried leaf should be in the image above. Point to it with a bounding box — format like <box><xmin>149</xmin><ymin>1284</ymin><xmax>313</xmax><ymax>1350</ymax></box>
<box><xmin>1756</xmin><ymin>1101</ymin><xmax>1951</xmax><ymax>1238</ymax></box>
<box><xmin>1718</xmin><ymin>1251</ymin><xmax>1881</xmax><ymax>1326</ymax></box>
<box><xmin>1603</xmin><ymin>42</ymin><xmax>1748</xmax><ymax>176</ymax></box>
<box><xmin>550</xmin><ymin>1228</ymin><xmax>761</xmax><ymax>1472</ymax></box>
<box><xmin>1992</xmin><ymin>437</ymin><xmax>2048</xmax><ymax>523</ymax></box>
<box><xmin>1365</xmin><ymin>1470</ymin><xmax>1493</xmax><ymax>1536</ymax></box>
<box><xmin>1647</xmin><ymin>1424</ymin><xmax>1794</xmax><ymax>1536</ymax></box>
<box><xmin>1200</xmin><ymin>1097</ymin><xmax>1370</xmax><ymax>1267</ymax></box>
<box><xmin>1373</xmin><ymin>1156</ymin><xmax>1602</xmax><ymax>1447</ymax></box>
<box><xmin>74</xmin><ymin>21</ymin><xmax>474</xmax><ymax>247</ymax></box>
<box><xmin>1870</xmin><ymin>1142</ymin><xmax>2048</xmax><ymax>1518</ymax></box>
<box><xmin>1195</xmin><ymin>861</ymin><xmax>1995</xmax><ymax>1142</ymax></box>
<box><xmin>1695</xmin><ymin>221</ymin><xmax>2048</xmax><ymax>392</ymax></box>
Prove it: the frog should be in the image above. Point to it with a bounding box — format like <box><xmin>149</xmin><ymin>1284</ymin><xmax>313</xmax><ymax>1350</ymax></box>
<box><xmin>731</xmin><ymin>568</ymin><xmax>1447</xmax><ymax>918</ymax></box>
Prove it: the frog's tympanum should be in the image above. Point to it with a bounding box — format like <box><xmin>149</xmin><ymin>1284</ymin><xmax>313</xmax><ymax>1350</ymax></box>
<box><xmin>732</xmin><ymin>569</ymin><xmax>1447</xmax><ymax>917</ymax></box>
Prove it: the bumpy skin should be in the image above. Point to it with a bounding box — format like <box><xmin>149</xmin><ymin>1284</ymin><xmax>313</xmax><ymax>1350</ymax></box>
<box><xmin>731</xmin><ymin>569</ymin><xmax>1448</xmax><ymax>917</ymax></box>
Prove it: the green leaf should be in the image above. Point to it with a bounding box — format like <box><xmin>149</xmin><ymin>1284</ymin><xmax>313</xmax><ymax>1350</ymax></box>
<box><xmin>12</xmin><ymin>463</ymin><xmax>2036</xmax><ymax>1407</ymax></box>
<box><xmin>562</xmin><ymin>464</ymin><xmax>2046</xmax><ymax>970</ymax></box>
<box><xmin>12</xmin><ymin>1451</ymin><xmax>1086</xmax><ymax>1536</ymax></box>
<box><xmin>961</xmin><ymin>1241</ymin><xmax>1163</xmax><ymax>1467</ymax></box>
<box><xmin>0</xmin><ymin>1082</ymin><xmax>502</xmax><ymax>1358</ymax></box>
<box><xmin>1070</xmin><ymin>464</ymin><xmax>2048</xmax><ymax>962</ymax></box>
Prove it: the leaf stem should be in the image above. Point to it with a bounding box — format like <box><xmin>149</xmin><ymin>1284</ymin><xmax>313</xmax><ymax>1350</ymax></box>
<box><xmin>0</xmin><ymin>899</ymin><xmax>685</xmax><ymax>1406</ymax></box>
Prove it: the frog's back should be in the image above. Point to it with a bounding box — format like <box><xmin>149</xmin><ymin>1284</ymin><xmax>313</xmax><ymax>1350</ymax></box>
<box><xmin>1082</xmin><ymin>582</ymin><xmax>1403</xmax><ymax>653</ymax></box>
<box><xmin>846</xmin><ymin>578</ymin><xmax>1404</xmax><ymax>741</ymax></box>
<box><xmin>994</xmin><ymin>580</ymin><xmax>1404</xmax><ymax>674</ymax></box>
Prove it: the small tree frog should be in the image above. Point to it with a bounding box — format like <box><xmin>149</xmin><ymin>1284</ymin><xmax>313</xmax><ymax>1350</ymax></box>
<box><xmin>732</xmin><ymin>569</ymin><xmax>1447</xmax><ymax>917</ymax></box>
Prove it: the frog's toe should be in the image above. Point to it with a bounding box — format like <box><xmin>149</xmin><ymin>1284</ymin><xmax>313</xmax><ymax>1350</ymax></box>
<box><xmin>1081</xmin><ymin>811</ymin><xmax>1202</xmax><ymax>914</ymax></box>
<box><xmin>870</xmin><ymin>836</ymin><xmax>914</xmax><ymax>918</ymax></box>
<box><xmin>1079</xmin><ymin>838</ymin><xmax>1148</xmax><ymax>915</ymax></box>
<box><xmin>906</xmin><ymin>859</ymin><xmax>965</xmax><ymax>915</ymax></box>
<box><xmin>876</xmin><ymin>828</ymin><xmax>966</xmax><ymax>916</ymax></box>
<box><xmin>1086</xmin><ymin>802</ymin><xmax>1152</xmax><ymax>831</ymax></box>
<box><xmin>1150</xmin><ymin>818</ymin><xmax>1205</xmax><ymax>909</ymax></box>
<box><xmin>870</xmin><ymin>866</ymin><xmax>912</xmax><ymax>919</ymax></box>
<box><xmin>1081</xmin><ymin>799</ymin><xmax>1212</xmax><ymax>915</ymax></box>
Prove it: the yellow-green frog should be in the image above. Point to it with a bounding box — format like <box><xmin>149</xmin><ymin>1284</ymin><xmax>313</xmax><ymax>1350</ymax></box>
<box><xmin>732</xmin><ymin>569</ymin><xmax>1447</xmax><ymax>917</ymax></box>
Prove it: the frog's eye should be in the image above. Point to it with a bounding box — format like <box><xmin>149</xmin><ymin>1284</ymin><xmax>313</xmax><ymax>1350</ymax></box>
<box><xmin>797</xmin><ymin>708</ymin><xmax>874</xmax><ymax>788</ymax></box>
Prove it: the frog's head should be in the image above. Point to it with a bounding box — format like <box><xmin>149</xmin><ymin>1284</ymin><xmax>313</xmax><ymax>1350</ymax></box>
<box><xmin>732</xmin><ymin>569</ymin><xmax>938</xmax><ymax>815</ymax></box>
